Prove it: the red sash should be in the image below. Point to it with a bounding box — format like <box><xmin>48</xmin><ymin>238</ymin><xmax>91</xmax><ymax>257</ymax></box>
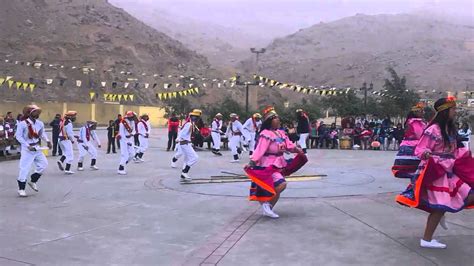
<box><xmin>25</xmin><ymin>119</ymin><xmax>40</xmax><ymax>139</ymax></box>
<box><xmin>121</xmin><ymin>119</ymin><xmax>133</xmax><ymax>133</ymax></box>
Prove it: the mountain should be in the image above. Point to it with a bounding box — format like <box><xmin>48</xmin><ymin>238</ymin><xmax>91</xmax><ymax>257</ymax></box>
<box><xmin>108</xmin><ymin>0</ymin><xmax>273</xmax><ymax>71</ymax></box>
<box><xmin>0</xmin><ymin>0</ymin><xmax>214</xmax><ymax>105</ymax></box>
<box><xmin>240</xmin><ymin>14</ymin><xmax>474</xmax><ymax>95</ymax></box>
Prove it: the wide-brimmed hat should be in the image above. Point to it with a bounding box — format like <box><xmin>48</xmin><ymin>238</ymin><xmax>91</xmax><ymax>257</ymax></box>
<box><xmin>64</xmin><ymin>110</ymin><xmax>77</xmax><ymax>117</ymax></box>
<box><xmin>23</xmin><ymin>105</ymin><xmax>42</xmax><ymax>116</ymax></box>
<box><xmin>124</xmin><ymin>111</ymin><xmax>136</xmax><ymax>118</ymax></box>
<box><xmin>435</xmin><ymin>96</ymin><xmax>456</xmax><ymax>113</ymax></box>
<box><xmin>189</xmin><ymin>109</ymin><xmax>202</xmax><ymax>117</ymax></box>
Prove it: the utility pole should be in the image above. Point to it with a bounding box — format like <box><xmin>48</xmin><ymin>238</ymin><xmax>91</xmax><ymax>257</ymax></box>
<box><xmin>237</xmin><ymin>48</ymin><xmax>265</xmax><ymax>113</ymax></box>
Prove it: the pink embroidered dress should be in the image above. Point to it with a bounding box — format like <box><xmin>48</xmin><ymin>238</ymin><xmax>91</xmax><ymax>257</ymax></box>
<box><xmin>392</xmin><ymin>118</ymin><xmax>427</xmax><ymax>178</ymax></box>
<box><xmin>396</xmin><ymin>124</ymin><xmax>474</xmax><ymax>212</ymax></box>
<box><xmin>244</xmin><ymin>129</ymin><xmax>307</xmax><ymax>202</ymax></box>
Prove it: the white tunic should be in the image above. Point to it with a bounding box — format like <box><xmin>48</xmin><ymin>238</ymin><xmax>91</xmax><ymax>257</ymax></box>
<box><xmin>15</xmin><ymin>119</ymin><xmax>49</xmax><ymax>148</ymax></box>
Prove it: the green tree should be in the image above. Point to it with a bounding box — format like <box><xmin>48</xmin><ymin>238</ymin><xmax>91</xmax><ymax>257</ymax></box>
<box><xmin>162</xmin><ymin>97</ymin><xmax>191</xmax><ymax>118</ymax></box>
<box><xmin>379</xmin><ymin>67</ymin><xmax>420</xmax><ymax>118</ymax></box>
<box><xmin>321</xmin><ymin>92</ymin><xmax>365</xmax><ymax>118</ymax></box>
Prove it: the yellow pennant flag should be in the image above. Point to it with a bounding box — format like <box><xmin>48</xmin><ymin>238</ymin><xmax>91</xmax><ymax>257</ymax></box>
<box><xmin>22</xmin><ymin>83</ymin><xmax>28</xmax><ymax>91</ymax></box>
<box><xmin>183</xmin><ymin>90</ymin><xmax>188</xmax><ymax>96</ymax></box>
<box><xmin>111</xmin><ymin>94</ymin><xmax>117</xmax><ymax>101</ymax></box>
<box><xmin>157</xmin><ymin>93</ymin><xmax>162</xmax><ymax>100</ymax></box>
<box><xmin>104</xmin><ymin>93</ymin><xmax>109</xmax><ymax>100</ymax></box>
<box><xmin>8</xmin><ymin>80</ymin><xmax>14</xmax><ymax>89</ymax></box>
<box><xmin>173</xmin><ymin>92</ymin><xmax>177</xmax><ymax>98</ymax></box>
<box><xmin>89</xmin><ymin>92</ymin><xmax>95</xmax><ymax>100</ymax></box>
<box><xmin>15</xmin><ymin>81</ymin><xmax>22</xmax><ymax>90</ymax></box>
<box><xmin>29</xmin><ymin>83</ymin><xmax>36</xmax><ymax>92</ymax></box>
<box><xmin>178</xmin><ymin>91</ymin><xmax>183</xmax><ymax>97</ymax></box>
<box><xmin>167</xmin><ymin>93</ymin><xmax>172</xmax><ymax>99</ymax></box>
<box><xmin>118</xmin><ymin>94</ymin><xmax>123</xmax><ymax>101</ymax></box>
<box><xmin>194</xmin><ymin>87</ymin><xmax>199</xmax><ymax>93</ymax></box>
<box><xmin>129</xmin><ymin>95</ymin><xmax>134</xmax><ymax>101</ymax></box>
<box><xmin>0</xmin><ymin>77</ymin><xmax>5</xmax><ymax>86</ymax></box>
<box><xmin>163</xmin><ymin>93</ymin><xmax>167</xmax><ymax>100</ymax></box>
<box><xmin>123</xmin><ymin>94</ymin><xmax>129</xmax><ymax>101</ymax></box>
<box><xmin>6</xmin><ymin>76</ymin><xmax>13</xmax><ymax>81</ymax></box>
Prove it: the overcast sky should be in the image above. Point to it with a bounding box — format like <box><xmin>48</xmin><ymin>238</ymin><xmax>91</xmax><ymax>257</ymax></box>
<box><xmin>112</xmin><ymin>0</ymin><xmax>473</xmax><ymax>29</ymax></box>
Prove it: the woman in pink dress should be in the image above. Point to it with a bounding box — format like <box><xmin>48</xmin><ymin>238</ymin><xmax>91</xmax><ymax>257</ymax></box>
<box><xmin>244</xmin><ymin>106</ymin><xmax>307</xmax><ymax>218</ymax></box>
<box><xmin>396</xmin><ymin>97</ymin><xmax>474</xmax><ymax>249</ymax></box>
<box><xmin>392</xmin><ymin>103</ymin><xmax>427</xmax><ymax>178</ymax></box>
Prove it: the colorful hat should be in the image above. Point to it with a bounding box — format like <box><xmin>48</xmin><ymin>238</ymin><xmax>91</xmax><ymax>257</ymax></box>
<box><xmin>263</xmin><ymin>106</ymin><xmax>278</xmax><ymax>121</ymax></box>
<box><xmin>253</xmin><ymin>113</ymin><xmax>262</xmax><ymax>119</ymax></box>
<box><xmin>124</xmin><ymin>111</ymin><xmax>136</xmax><ymax>118</ymax></box>
<box><xmin>411</xmin><ymin>102</ymin><xmax>425</xmax><ymax>112</ymax></box>
<box><xmin>435</xmin><ymin>96</ymin><xmax>456</xmax><ymax>112</ymax></box>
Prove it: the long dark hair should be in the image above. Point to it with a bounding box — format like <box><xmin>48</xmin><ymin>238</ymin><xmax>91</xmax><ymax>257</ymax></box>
<box><xmin>426</xmin><ymin>98</ymin><xmax>456</xmax><ymax>146</ymax></box>
<box><xmin>404</xmin><ymin>111</ymin><xmax>419</xmax><ymax>127</ymax></box>
<box><xmin>260</xmin><ymin>117</ymin><xmax>274</xmax><ymax>132</ymax></box>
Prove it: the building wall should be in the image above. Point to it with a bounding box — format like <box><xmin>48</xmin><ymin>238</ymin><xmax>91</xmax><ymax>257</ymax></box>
<box><xmin>0</xmin><ymin>102</ymin><xmax>167</xmax><ymax>127</ymax></box>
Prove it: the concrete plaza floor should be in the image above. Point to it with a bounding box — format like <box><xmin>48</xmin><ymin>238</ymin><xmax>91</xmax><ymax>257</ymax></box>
<box><xmin>0</xmin><ymin>129</ymin><xmax>473</xmax><ymax>266</ymax></box>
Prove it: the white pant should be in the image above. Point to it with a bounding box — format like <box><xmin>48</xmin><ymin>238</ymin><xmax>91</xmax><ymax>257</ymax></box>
<box><xmin>175</xmin><ymin>143</ymin><xmax>198</xmax><ymax>167</ymax></box>
<box><xmin>211</xmin><ymin>132</ymin><xmax>221</xmax><ymax>150</ymax></box>
<box><xmin>119</xmin><ymin>138</ymin><xmax>135</xmax><ymax>166</ymax></box>
<box><xmin>298</xmin><ymin>133</ymin><xmax>309</xmax><ymax>149</ymax></box>
<box><xmin>18</xmin><ymin>148</ymin><xmax>48</xmax><ymax>182</ymax></box>
<box><xmin>59</xmin><ymin>139</ymin><xmax>74</xmax><ymax>164</ymax></box>
<box><xmin>78</xmin><ymin>142</ymin><xmax>97</xmax><ymax>163</ymax></box>
<box><xmin>243</xmin><ymin>131</ymin><xmax>257</xmax><ymax>152</ymax></box>
<box><xmin>229</xmin><ymin>135</ymin><xmax>241</xmax><ymax>156</ymax></box>
<box><xmin>137</xmin><ymin>136</ymin><xmax>149</xmax><ymax>153</ymax></box>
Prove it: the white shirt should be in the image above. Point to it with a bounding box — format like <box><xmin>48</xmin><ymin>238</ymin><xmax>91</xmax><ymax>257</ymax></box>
<box><xmin>15</xmin><ymin>118</ymin><xmax>49</xmax><ymax>147</ymax></box>
<box><xmin>211</xmin><ymin>119</ymin><xmax>223</xmax><ymax>133</ymax></box>
<box><xmin>137</xmin><ymin>120</ymin><xmax>150</xmax><ymax>137</ymax></box>
<box><xmin>177</xmin><ymin>121</ymin><xmax>193</xmax><ymax>142</ymax></box>
<box><xmin>226</xmin><ymin>120</ymin><xmax>244</xmax><ymax>137</ymax></box>
<box><xmin>78</xmin><ymin>125</ymin><xmax>101</xmax><ymax>146</ymax></box>
<box><xmin>119</xmin><ymin>119</ymin><xmax>135</xmax><ymax>142</ymax></box>
<box><xmin>59</xmin><ymin>119</ymin><xmax>75</xmax><ymax>140</ymax></box>
<box><xmin>458</xmin><ymin>128</ymin><xmax>472</xmax><ymax>141</ymax></box>
<box><xmin>243</xmin><ymin>118</ymin><xmax>262</xmax><ymax>134</ymax></box>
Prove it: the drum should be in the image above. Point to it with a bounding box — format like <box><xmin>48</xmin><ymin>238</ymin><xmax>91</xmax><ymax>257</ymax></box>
<box><xmin>340</xmin><ymin>137</ymin><xmax>352</xmax><ymax>150</ymax></box>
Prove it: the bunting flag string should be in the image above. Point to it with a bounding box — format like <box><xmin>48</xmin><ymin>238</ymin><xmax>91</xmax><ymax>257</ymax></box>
<box><xmin>156</xmin><ymin>87</ymin><xmax>200</xmax><ymax>101</ymax></box>
<box><xmin>0</xmin><ymin>57</ymin><xmax>226</xmax><ymax>83</ymax></box>
<box><xmin>0</xmin><ymin>76</ymin><xmax>37</xmax><ymax>93</ymax></box>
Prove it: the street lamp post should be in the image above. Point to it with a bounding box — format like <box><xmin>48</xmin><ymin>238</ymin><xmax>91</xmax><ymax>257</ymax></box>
<box><xmin>236</xmin><ymin>48</ymin><xmax>266</xmax><ymax>113</ymax></box>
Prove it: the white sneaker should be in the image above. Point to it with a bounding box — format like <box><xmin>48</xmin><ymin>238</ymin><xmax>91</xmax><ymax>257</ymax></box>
<box><xmin>28</xmin><ymin>182</ymin><xmax>38</xmax><ymax>192</ymax></box>
<box><xmin>90</xmin><ymin>165</ymin><xmax>99</xmax><ymax>170</ymax></box>
<box><xmin>180</xmin><ymin>173</ymin><xmax>192</xmax><ymax>182</ymax></box>
<box><xmin>77</xmin><ymin>167</ymin><xmax>84</xmax><ymax>171</ymax></box>
<box><xmin>440</xmin><ymin>215</ymin><xmax>448</xmax><ymax>230</ymax></box>
<box><xmin>171</xmin><ymin>161</ymin><xmax>177</xmax><ymax>168</ymax></box>
<box><xmin>420</xmin><ymin>239</ymin><xmax>447</xmax><ymax>249</ymax></box>
<box><xmin>261</xmin><ymin>203</ymin><xmax>279</xmax><ymax>218</ymax></box>
<box><xmin>117</xmin><ymin>170</ymin><xmax>127</xmax><ymax>175</ymax></box>
<box><xmin>138</xmin><ymin>158</ymin><xmax>145</xmax><ymax>163</ymax></box>
<box><xmin>64</xmin><ymin>170</ymin><xmax>75</xmax><ymax>175</ymax></box>
<box><xmin>18</xmin><ymin>190</ymin><xmax>27</xmax><ymax>197</ymax></box>
<box><xmin>230</xmin><ymin>159</ymin><xmax>240</xmax><ymax>163</ymax></box>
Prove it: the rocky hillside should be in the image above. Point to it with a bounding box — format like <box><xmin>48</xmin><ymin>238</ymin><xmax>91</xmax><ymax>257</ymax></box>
<box><xmin>0</xmin><ymin>0</ymin><xmax>217</xmax><ymax>105</ymax></box>
<box><xmin>240</xmin><ymin>14</ymin><xmax>474</xmax><ymax>94</ymax></box>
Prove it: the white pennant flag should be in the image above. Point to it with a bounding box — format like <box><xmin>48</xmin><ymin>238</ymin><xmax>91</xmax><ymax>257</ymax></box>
<box><xmin>124</xmin><ymin>82</ymin><xmax>129</xmax><ymax>88</ymax></box>
<box><xmin>76</xmin><ymin>80</ymin><xmax>82</xmax><ymax>87</ymax></box>
<box><xmin>101</xmin><ymin>82</ymin><xmax>106</xmax><ymax>87</ymax></box>
<box><xmin>46</xmin><ymin>79</ymin><xmax>53</xmax><ymax>85</ymax></box>
<box><xmin>144</xmin><ymin>83</ymin><xmax>150</xmax><ymax>89</ymax></box>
